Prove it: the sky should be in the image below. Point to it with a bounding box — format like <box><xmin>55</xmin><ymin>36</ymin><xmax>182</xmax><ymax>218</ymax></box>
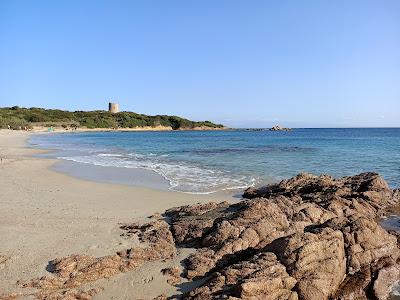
<box><xmin>0</xmin><ymin>1</ymin><xmax>399</xmax><ymax>128</ymax></box>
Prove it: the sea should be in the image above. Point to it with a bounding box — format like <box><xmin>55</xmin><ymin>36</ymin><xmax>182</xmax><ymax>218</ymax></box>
<box><xmin>29</xmin><ymin>128</ymin><xmax>400</xmax><ymax>193</ymax></box>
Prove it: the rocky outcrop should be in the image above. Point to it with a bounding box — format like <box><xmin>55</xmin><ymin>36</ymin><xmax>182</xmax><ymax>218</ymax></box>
<box><xmin>243</xmin><ymin>172</ymin><xmax>397</xmax><ymax>216</ymax></box>
<box><xmin>163</xmin><ymin>172</ymin><xmax>400</xmax><ymax>300</ymax></box>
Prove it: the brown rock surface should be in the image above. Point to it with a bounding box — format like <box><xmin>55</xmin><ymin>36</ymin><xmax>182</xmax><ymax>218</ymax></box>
<box><xmin>161</xmin><ymin>266</ymin><xmax>182</xmax><ymax>285</ymax></box>
<box><xmin>168</xmin><ymin>173</ymin><xmax>400</xmax><ymax>299</ymax></box>
<box><xmin>373</xmin><ymin>265</ymin><xmax>400</xmax><ymax>300</ymax></box>
<box><xmin>272</xmin><ymin>228</ymin><xmax>346</xmax><ymax>300</ymax></box>
<box><xmin>185</xmin><ymin>252</ymin><xmax>298</xmax><ymax>300</ymax></box>
<box><xmin>152</xmin><ymin>295</ymin><xmax>168</xmax><ymax>300</ymax></box>
<box><xmin>35</xmin><ymin>288</ymin><xmax>101</xmax><ymax>300</ymax></box>
<box><xmin>324</xmin><ymin>216</ymin><xmax>400</xmax><ymax>274</ymax></box>
<box><xmin>0</xmin><ymin>293</ymin><xmax>23</xmax><ymax>300</ymax></box>
<box><xmin>243</xmin><ymin>172</ymin><xmax>397</xmax><ymax>216</ymax></box>
<box><xmin>165</xmin><ymin>201</ymin><xmax>231</xmax><ymax>246</ymax></box>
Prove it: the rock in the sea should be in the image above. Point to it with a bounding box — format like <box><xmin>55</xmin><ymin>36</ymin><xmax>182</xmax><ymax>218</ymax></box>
<box><xmin>269</xmin><ymin>125</ymin><xmax>292</xmax><ymax>131</ymax></box>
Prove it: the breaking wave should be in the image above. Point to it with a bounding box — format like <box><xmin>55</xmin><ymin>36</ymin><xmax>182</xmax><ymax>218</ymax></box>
<box><xmin>60</xmin><ymin>152</ymin><xmax>256</xmax><ymax>194</ymax></box>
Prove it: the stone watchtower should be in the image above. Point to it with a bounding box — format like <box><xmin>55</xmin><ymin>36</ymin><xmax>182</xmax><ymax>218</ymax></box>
<box><xmin>108</xmin><ymin>102</ymin><xmax>119</xmax><ymax>113</ymax></box>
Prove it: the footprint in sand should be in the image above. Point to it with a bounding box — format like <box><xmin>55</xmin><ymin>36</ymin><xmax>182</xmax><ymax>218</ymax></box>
<box><xmin>130</xmin><ymin>276</ymin><xmax>154</xmax><ymax>286</ymax></box>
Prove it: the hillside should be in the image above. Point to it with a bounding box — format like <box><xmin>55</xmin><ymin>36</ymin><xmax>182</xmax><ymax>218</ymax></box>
<box><xmin>0</xmin><ymin>106</ymin><xmax>224</xmax><ymax>130</ymax></box>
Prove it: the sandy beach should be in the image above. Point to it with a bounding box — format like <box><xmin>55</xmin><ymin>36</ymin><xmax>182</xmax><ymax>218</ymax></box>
<box><xmin>0</xmin><ymin>130</ymin><xmax>234</xmax><ymax>299</ymax></box>
<box><xmin>27</xmin><ymin>125</ymin><xmax>228</xmax><ymax>133</ymax></box>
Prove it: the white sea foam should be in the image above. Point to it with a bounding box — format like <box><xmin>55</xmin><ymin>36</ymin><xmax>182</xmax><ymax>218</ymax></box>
<box><xmin>98</xmin><ymin>153</ymin><xmax>124</xmax><ymax>157</ymax></box>
<box><xmin>59</xmin><ymin>152</ymin><xmax>256</xmax><ymax>194</ymax></box>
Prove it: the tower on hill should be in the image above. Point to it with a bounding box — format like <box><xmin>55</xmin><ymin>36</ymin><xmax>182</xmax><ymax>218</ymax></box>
<box><xmin>108</xmin><ymin>102</ymin><xmax>119</xmax><ymax>113</ymax></box>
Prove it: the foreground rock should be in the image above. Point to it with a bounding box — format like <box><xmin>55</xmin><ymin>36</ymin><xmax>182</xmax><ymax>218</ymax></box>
<box><xmin>164</xmin><ymin>172</ymin><xmax>400</xmax><ymax>300</ymax></box>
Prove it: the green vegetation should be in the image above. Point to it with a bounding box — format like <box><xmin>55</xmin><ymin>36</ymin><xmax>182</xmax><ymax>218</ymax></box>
<box><xmin>0</xmin><ymin>106</ymin><xmax>224</xmax><ymax>130</ymax></box>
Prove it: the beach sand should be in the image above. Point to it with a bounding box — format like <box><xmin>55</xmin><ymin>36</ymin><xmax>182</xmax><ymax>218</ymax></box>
<box><xmin>0</xmin><ymin>130</ymin><xmax>235</xmax><ymax>299</ymax></box>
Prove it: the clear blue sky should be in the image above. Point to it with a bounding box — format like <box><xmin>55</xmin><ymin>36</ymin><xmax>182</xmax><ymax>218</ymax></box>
<box><xmin>1</xmin><ymin>1</ymin><xmax>399</xmax><ymax>127</ymax></box>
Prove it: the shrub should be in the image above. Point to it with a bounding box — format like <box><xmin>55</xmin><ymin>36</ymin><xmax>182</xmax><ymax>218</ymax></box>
<box><xmin>0</xmin><ymin>107</ymin><xmax>223</xmax><ymax>130</ymax></box>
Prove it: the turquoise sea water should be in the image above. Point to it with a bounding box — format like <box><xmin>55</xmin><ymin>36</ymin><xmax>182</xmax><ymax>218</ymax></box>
<box><xmin>30</xmin><ymin>128</ymin><xmax>400</xmax><ymax>193</ymax></box>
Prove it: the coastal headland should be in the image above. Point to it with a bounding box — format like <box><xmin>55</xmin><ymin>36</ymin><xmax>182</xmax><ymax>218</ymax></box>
<box><xmin>0</xmin><ymin>130</ymin><xmax>399</xmax><ymax>300</ymax></box>
<box><xmin>0</xmin><ymin>106</ymin><xmax>226</xmax><ymax>132</ymax></box>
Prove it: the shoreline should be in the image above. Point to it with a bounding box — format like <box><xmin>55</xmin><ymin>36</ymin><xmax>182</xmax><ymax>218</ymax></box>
<box><xmin>49</xmin><ymin>160</ymin><xmax>244</xmax><ymax>197</ymax></box>
<box><xmin>28</xmin><ymin>131</ymin><xmax>255</xmax><ymax>195</ymax></box>
<box><xmin>25</xmin><ymin>125</ymin><xmax>230</xmax><ymax>133</ymax></box>
<box><xmin>28</xmin><ymin>133</ymin><xmax>246</xmax><ymax>196</ymax></box>
<box><xmin>0</xmin><ymin>130</ymin><xmax>237</xmax><ymax>299</ymax></box>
